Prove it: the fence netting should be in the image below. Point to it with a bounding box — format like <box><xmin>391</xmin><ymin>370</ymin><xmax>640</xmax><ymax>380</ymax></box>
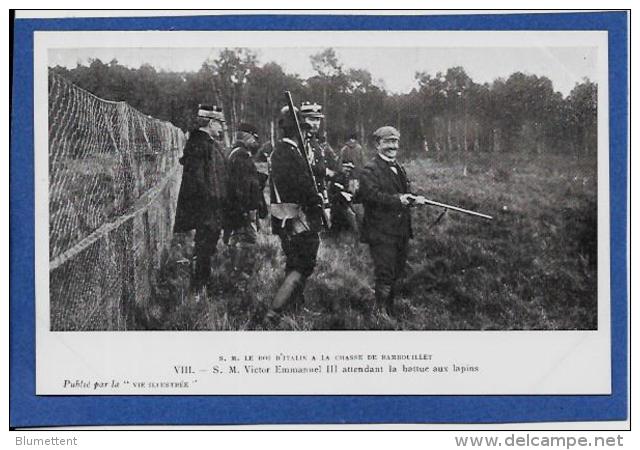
<box><xmin>49</xmin><ymin>73</ymin><xmax>186</xmax><ymax>330</ymax></box>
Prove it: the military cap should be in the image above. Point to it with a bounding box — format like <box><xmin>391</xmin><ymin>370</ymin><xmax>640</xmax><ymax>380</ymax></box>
<box><xmin>300</xmin><ymin>101</ymin><xmax>324</xmax><ymax>118</ymax></box>
<box><xmin>238</xmin><ymin>122</ymin><xmax>259</xmax><ymax>138</ymax></box>
<box><xmin>198</xmin><ymin>104</ymin><xmax>225</xmax><ymax>122</ymax></box>
<box><xmin>373</xmin><ymin>126</ymin><xmax>400</xmax><ymax>140</ymax></box>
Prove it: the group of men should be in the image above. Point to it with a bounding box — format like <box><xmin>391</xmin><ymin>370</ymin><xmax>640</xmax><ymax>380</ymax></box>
<box><xmin>173</xmin><ymin>105</ymin><xmax>266</xmax><ymax>284</ymax></box>
<box><xmin>174</xmin><ymin>100</ymin><xmax>419</xmax><ymax>324</ymax></box>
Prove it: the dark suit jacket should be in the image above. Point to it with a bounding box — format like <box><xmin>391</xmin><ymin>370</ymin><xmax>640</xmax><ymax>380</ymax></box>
<box><xmin>359</xmin><ymin>155</ymin><xmax>412</xmax><ymax>243</ymax></box>
<box><xmin>226</xmin><ymin>143</ymin><xmax>261</xmax><ymax>227</ymax></box>
<box><xmin>270</xmin><ymin>138</ymin><xmax>323</xmax><ymax>233</ymax></box>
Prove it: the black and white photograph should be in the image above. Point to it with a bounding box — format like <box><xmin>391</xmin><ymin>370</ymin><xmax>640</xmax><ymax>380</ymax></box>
<box><xmin>31</xmin><ymin>29</ymin><xmax>612</xmax><ymax>397</ymax></box>
<box><xmin>46</xmin><ymin>39</ymin><xmax>601</xmax><ymax>332</ymax></box>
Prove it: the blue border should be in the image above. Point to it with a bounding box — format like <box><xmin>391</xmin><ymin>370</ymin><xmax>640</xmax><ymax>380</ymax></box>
<box><xmin>10</xmin><ymin>12</ymin><xmax>628</xmax><ymax>427</ymax></box>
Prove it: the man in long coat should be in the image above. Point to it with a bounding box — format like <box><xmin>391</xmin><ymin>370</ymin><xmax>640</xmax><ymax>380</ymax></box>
<box><xmin>174</xmin><ymin>105</ymin><xmax>228</xmax><ymax>287</ymax></box>
<box><xmin>359</xmin><ymin>126</ymin><xmax>414</xmax><ymax>316</ymax></box>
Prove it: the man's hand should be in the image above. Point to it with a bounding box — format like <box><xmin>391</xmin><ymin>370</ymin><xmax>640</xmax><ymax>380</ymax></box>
<box><xmin>400</xmin><ymin>194</ymin><xmax>428</xmax><ymax>206</ymax></box>
<box><xmin>340</xmin><ymin>192</ymin><xmax>353</xmax><ymax>202</ymax></box>
<box><xmin>411</xmin><ymin>195</ymin><xmax>428</xmax><ymax>205</ymax></box>
<box><xmin>399</xmin><ymin>194</ymin><xmax>414</xmax><ymax>206</ymax></box>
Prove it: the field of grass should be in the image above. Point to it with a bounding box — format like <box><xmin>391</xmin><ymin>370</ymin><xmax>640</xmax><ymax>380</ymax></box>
<box><xmin>149</xmin><ymin>152</ymin><xmax>597</xmax><ymax>331</ymax></box>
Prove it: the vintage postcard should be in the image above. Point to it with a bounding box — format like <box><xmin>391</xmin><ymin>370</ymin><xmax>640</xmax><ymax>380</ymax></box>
<box><xmin>11</xmin><ymin>11</ymin><xmax>629</xmax><ymax>426</ymax></box>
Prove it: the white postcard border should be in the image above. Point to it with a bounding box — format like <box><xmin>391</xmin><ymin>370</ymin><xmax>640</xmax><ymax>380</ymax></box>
<box><xmin>34</xmin><ymin>30</ymin><xmax>610</xmax><ymax>396</ymax></box>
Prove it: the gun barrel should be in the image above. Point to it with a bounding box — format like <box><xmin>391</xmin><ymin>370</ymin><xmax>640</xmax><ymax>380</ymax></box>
<box><xmin>422</xmin><ymin>198</ymin><xmax>493</xmax><ymax>220</ymax></box>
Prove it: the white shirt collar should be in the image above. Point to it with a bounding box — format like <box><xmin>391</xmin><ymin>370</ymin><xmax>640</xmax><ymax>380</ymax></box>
<box><xmin>378</xmin><ymin>152</ymin><xmax>396</xmax><ymax>164</ymax></box>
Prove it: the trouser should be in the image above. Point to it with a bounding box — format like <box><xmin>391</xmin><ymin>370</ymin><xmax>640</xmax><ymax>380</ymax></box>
<box><xmin>279</xmin><ymin>230</ymin><xmax>320</xmax><ymax>278</ymax></box>
<box><xmin>368</xmin><ymin>235</ymin><xmax>410</xmax><ymax>286</ymax></box>
<box><xmin>228</xmin><ymin>215</ymin><xmax>258</xmax><ymax>274</ymax></box>
<box><xmin>330</xmin><ymin>202</ymin><xmax>358</xmax><ymax>234</ymax></box>
<box><xmin>268</xmin><ymin>231</ymin><xmax>320</xmax><ymax>314</ymax></box>
<box><xmin>368</xmin><ymin>235</ymin><xmax>409</xmax><ymax>313</ymax></box>
<box><xmin>228</xmin><ymin>213</ymin><xmax>258</xmax><ymax>247</ymax></box>
<box><xmin>194</xmin><ymin>221</ymin><xmax>222</xmax><ymax>283</ymax></box>
<box><xmin>352</xmin><ymin>204</ymin><xmax>364</xmax><ymax>231</ymax></box>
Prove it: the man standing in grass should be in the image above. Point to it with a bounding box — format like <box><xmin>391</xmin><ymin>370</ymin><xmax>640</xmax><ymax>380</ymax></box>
<box><xmin>225</xmin><ymin>123</ymin><xmax>265</xmax><ymax>275</ymax></box>
<box><xmin>174</xmin><ymin>105</ymin><xmax>228</xmax><ymax>289</ymax></box>
<box><xmin>359</xmin><ymin>126</ymin><xmax>414</xmax><ymax>316</ymax></box>
<box><xmin>265</xmin><ymin>106</ymin><xmax>324</xmax><ymax>323</ymax></box>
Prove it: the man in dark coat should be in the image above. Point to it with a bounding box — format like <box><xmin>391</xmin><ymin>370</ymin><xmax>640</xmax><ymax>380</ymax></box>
<box><xmin>226</xmin><ymin>123</ymin><xmax>262</xmax><ymax>242</ymax></box>
<box><xmin>225</xmin><ymin>123</ymin><xmax>265</xmax><ymax>272</ymax></box>
<box><xmin>265</xmin><ymin>106</ymin><xmax>324</xmax><ymax>323</ymax></box>
<box><xmin>359</xmin><ymin>126</ymin><xmax>415</xmax><ymax>316</ymax></box>
<box><xmin>174</xmin><ymin>105</ymin><xmax>228</xmax><ymax>287</ymax></box>
<box><xmin>299</xmin><ymin>102</ymin><xmax>339</xmax><ymax>217</ymax></box>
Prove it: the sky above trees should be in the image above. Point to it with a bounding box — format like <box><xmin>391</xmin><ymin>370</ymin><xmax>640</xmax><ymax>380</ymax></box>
<box><xmin>49</xmin><ymin>46</ymin><xmax>597</xmax><ymax>97</ymax></box>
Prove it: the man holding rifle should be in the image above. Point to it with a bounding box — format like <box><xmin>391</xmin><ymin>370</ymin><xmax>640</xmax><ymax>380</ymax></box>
<box><xmin>265</xmin><ymin>103</ymin><xmax>325</xmax><ymax>324</ymax></box>
<box><xmin>359</xmin><ymin>126</ymin><xmax>417</xmax><ymax>317</ymax></box>
<box><xmin>299</xmin><ymin>102</ymin><xmax>339</xmax><ymax>225</ymax></box>
<box><xmin>360</xmin><ymin>126</ymin><xmax>493</xmax><ymax>317</ymax></box>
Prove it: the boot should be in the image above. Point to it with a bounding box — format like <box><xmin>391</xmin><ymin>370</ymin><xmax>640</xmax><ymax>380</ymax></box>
<box><xmin>271</xmin><ymin>270</ymin><xmax>303</xmax><ymax>313</ymax></box>
<box><xmin>231</xmin><ymin>245</ymin><xmax>252</xmax><ymax>279</ymax></box>
<box><xmin>263</xmin><ymin>308</ymin><xmax>282</xmax><ymax>327</ymax></box>
<box><xmin>192</xmin><ymin>255</ymin><xmax>211</xmax><ymax>289</ymax></box>
<box><xmin>375</xmin><ymin>283</ymin><xmax>393</xmax><ymax>315</ymax></box>
<box><xmin>290</xmin><ymin>276</ymin><xmax>307</xmax><ymax>313</ymax></box>
<box><xmin>386</xmin><ymin>285</ymin><xmax>397</xmax><ymax>317</ymax></box>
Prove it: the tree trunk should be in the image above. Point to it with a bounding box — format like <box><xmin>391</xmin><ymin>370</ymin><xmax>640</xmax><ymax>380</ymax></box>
<box><xmin>323</xmin><ymin>85</ymin><xmax>328</xmax><ymax>130</ymax></box>
<box><xmin>492</xmin><ymin>128</ymin><xmax>500</xmax><ymax>153</ymax></box>
<box><xmin>463</xmin><ymin>116</ymin><xmax>468</xmax><ymax>153</ymax></box>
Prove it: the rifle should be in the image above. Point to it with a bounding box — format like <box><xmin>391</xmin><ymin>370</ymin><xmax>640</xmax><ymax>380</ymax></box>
<box><xmin>284</xmin><ymin>91</ymin><xmax>330</xmax><ymax>228</ymax></box>
<box><xmin>406</xmin><ymin>194</ymin><xmax>493</xmax><ymax>221</ymax></box>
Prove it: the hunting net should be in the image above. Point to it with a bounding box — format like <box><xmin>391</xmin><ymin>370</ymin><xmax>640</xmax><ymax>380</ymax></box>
<box><xmin>49</xmin><ymin>73</ymin><xmax>186</xmax><ymax>330</ymax></box>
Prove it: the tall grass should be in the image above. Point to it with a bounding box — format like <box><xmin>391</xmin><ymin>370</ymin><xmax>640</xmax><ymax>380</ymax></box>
<box><xmin>151</xmin><ymin>153</ymin><xmax>597</xmax><ymax>331</ymax></box>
